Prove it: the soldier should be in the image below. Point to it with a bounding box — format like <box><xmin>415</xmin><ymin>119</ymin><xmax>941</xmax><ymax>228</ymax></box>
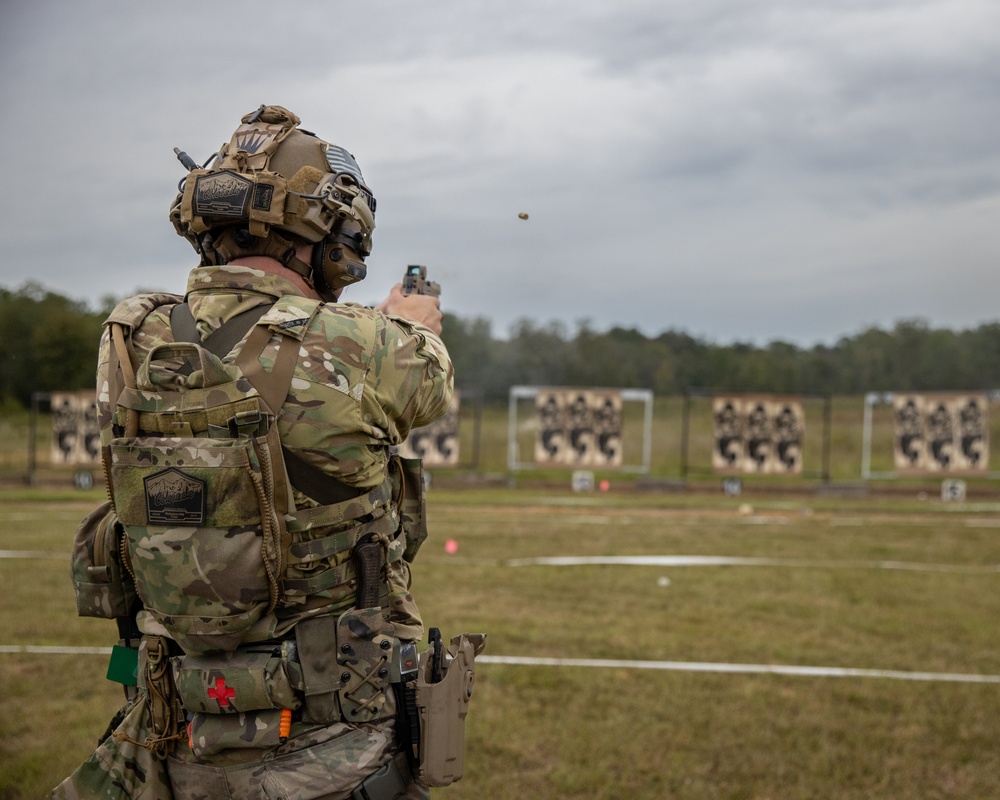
<box><xmin>55</xmin><ymin>105</ymin><xmax>452</xmax><ymax>799</ymax></box>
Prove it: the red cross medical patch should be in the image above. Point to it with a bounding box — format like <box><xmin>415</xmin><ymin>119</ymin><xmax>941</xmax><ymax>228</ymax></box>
<box><xmin>207</xmin><ymin>677</ymin><xmax>236</xmax><ymax>708</ymax></box>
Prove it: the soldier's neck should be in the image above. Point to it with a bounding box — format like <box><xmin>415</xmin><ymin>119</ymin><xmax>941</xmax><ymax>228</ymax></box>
<box><xmin>227</xmin><ymin>256</ymin><xmax>321</xmax><ymax>300</ymax></box>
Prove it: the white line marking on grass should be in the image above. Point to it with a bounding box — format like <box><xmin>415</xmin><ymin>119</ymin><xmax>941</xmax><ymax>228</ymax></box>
<box><xmin>530</xmin><ymin>497</ymin><xmax>604</xmax><ymax>506</ymax></box>
<box><xmin>947</xmin><ymin>504</ymin><xmax>1000</xmax><ymax>513</ymax></box>
<box><xmin>478</xmin><ymin>655</ymin><xmax>1000</xmax><ymax>683</ymax></box>
<box><xmin>0</xmin><ymin>550</ymin><xmax>64</xmax><ymax>559</ymax></box>
<box><xmin>505</xmin><ymin>555</ymin><xmax>1000</xmax><ymax>574</ymax></box>
<box><xmin>965</xmin><ymin>518</ymin><xmax>1000</xmax><ymax>528</ymax></box>
<box><xmin>6</xmin><ymin>646</ymin><xmax>998</xmax><ymax>684</ymax></box>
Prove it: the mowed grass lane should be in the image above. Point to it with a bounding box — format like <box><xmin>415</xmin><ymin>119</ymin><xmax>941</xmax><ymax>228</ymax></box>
<box><xmin>2</xmin><ymin>488</ymin><xmax>999</xmax><ymax>798</ymax></box>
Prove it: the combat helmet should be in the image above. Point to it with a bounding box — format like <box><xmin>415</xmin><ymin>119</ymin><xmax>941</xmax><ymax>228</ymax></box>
<box><xmin>169</xmin><ymin>104</ymin><xmax>375</xmax><ymax>301</ymax></box>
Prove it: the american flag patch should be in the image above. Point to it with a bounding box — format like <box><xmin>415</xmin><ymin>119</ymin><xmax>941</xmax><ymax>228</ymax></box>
<box><xmin>325</xmin><ymin>145</ymin><xmax>365</xmax><ymax>183</ymax></box>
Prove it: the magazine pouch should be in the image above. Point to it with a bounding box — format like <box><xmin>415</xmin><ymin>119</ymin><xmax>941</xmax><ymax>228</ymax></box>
<box><xmin>70</xmin><ymin>499</ymin><xmax>136</xmax><ymax>619</ymax></box>
<box><xmin>336</xmin><ymin>606</ymin><xmax>396</xmax><ymax>723</ymax></box>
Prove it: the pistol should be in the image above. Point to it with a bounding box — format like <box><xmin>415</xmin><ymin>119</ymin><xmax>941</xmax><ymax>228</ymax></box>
<box><xmin>428</xmin><ymin>627</ymin><xmax>444</xmax><ymax>683</ymax></box>
<box><xmin>401</xmin><ymin>265</ymin><xmax>441</xmax><ymax>298</ymax></box>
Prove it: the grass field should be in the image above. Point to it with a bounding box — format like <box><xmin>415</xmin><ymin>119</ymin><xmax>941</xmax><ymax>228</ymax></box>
<box><xmin>2</xmin><ymin>484</ymin><xmax>999</xmax><ymax>799</ymax></box>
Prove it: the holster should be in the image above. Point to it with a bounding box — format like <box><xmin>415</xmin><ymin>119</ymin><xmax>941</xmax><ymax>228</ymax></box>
<box><xmin>412</xmin><ymin>630</ymin><xmax>487</xmax><ymax>787</ymax></box>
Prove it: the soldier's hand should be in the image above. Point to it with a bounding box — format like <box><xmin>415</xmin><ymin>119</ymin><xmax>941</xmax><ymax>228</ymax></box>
<box><xmin>377</xmin><ymin>283</ymin><xmax>443</xmax><ymax>335</ymax></box>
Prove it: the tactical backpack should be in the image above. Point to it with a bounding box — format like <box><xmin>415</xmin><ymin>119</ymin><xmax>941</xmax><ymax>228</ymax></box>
<box><xmin>107</xmin><ymin>312</ymin><xmax>290</xmax><ymax>654</ymax></box>
<box><xmin>87</xmin><ymin>293</ymin><xmax>421</xmax><ymax>656</ymax></box>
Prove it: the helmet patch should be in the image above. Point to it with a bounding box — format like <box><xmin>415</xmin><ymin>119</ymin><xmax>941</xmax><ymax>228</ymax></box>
<box><xmin>235</xmin><ymin>129</ymin><xmax>279</xmax><ymax>155</ymax></box>
<box><xmin>325</xmin><ymin>145</ymin><xmax>365</xmax><ymax>184</ymax></box>
<box><xmin>252</xmin><ymin>183</ymin><xmax>274</xmax><ymax>213</ymax></box>
<box><xmin>194</xmin><ymin>171</ymin><xmax>253</xmax><ymax>218</ymax></box>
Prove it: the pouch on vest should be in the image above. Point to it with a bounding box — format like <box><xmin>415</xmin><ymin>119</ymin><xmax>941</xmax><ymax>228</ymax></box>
<box><xmin>107</xmin><ymin>341</ymin><xmax>288</xmax><ymax>655</ymax></box>
<box><xmin>172</xmin><ymin>641</ymin><xmax>303</xmax><ymax>714</ymax></box>
<box><xmin>414</xmin><ymin>630</ymin><xmax>487</xmax><ymax>787</ymax></box>
<box><xmin>70</xmin><ymin>499</ymin><xmax>137</xmax><ymax>620</ymax></box>
<box><xmin>174</xmin><ymin>640</ymin><xmax>302</xmax><ymax>756</ymax></box>
<box><xmin>390</xmin><ymin>456</ymin><xmax>427</xmax><ymax>562</ymax></box>
<box><xmin>186</xmin><ymin>709</ymin><xmax>287</xmax><ymax>758</ymax></box>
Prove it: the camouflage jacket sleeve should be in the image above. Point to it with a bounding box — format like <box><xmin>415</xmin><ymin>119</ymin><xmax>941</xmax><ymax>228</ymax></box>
<box><xmin>275</xmin><ymin>301</ymin><xmax>454</xmax><ymax>489</ymax></box>
<box><xmin>370</xmin><ymin>313</ymin><xmax>454</xmax><ymax>437</ymax></box>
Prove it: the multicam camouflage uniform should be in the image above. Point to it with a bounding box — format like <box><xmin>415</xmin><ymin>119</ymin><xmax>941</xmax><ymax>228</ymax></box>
<box><xmin>54</xmin><ymin>263</ymin><xmax>452</xmax><ymax>799</ymax></box>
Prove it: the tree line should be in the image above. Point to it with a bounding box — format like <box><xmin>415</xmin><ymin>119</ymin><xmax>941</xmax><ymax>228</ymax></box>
<box><xmin>443</xmin><ymin>315</ymin><xmax>1000</xmax><ymax>402</ymax></box>
<box><xmin>0</xmin><ymin>284</ymin><xmax>110</xmax><ymax>410</ymax></box>
<box><xmin>3</xmin><ymin>281</ymin><xmax>1000</xmax><ymax>409</ymax></box>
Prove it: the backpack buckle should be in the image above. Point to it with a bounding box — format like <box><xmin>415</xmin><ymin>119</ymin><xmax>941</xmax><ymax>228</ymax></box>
<box><xmin>228</xmin><ymin>410</ymin><xmax>266</xmax><ymax>438</ymax></box>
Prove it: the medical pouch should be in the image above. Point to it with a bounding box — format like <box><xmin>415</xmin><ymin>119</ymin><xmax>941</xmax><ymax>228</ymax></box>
<box><xmin>172</xmin><ymin>641</ymin><xmax>304</xmax><ymax>714</ymax></box>
<box><xmin>414</xmin><ymin>631</ymin><xmax>487</xmax><ymax>787</ymax></box>
<box><xmin>186</xmin><ymin>709</ymin><xmax>286</xmax><ymax>757</ymax></box>
<box><xmin>71</xmin><ymin>499</ymin><xmax>136</xmax><ymax>619</ymax></box>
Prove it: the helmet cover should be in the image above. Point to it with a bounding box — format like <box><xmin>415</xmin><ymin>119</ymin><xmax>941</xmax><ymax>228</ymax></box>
<box><xmin>170</xmin><ymin>105</ymin><xmax>376</xmax><ymax>295</ymax></box>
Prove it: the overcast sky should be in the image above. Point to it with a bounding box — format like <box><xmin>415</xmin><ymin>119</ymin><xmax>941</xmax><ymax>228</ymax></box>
<box><xmin>1</xmin><ymin>0</ymin><xmax>998</xmax><ymax>346</ymax></box>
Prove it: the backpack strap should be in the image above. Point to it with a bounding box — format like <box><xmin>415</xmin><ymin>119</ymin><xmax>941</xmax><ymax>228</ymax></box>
<box><xmin>105</xmin><ymin>292</ymin><xmax>185</xmax><ymax>410</ymax></box>
<box><xmin>169</xmin><ymin>302</ymin><xmax>273</xmax><ymax>359</ymax></box>
<box><xmin>233</xmin><ymin>323</ymin><xmax>301</xmax><ymax>416</ymax></box>
<box><xmin>168</xmin><ymin>301</ymin><xmax>198</xmax><ymax>344</ymax></box>
<box><xmin>109</xmin><ymin>324</ymin><xmax>139</xmax><ymax>438</ymax></box>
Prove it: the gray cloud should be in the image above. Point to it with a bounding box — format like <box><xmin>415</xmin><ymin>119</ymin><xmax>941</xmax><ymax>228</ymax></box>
<box><xmin>1</xmin><ymin>0</ymin><xmax>998</xmax><ymax>346</ymax></box>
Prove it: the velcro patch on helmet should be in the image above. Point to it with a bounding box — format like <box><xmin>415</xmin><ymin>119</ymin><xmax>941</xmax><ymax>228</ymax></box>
<box><xmin>252</xmin><ymin>184</ymin><xmax>274</xmax><ymax>212</ymax></box>
<box><xmin>235</xmin><ymin>128</ymin><xmax>281</xmax><ymax>155</ymax></box>
<box><xmin>194</xmin><ymin>171</ymin><xmax>253</xmax><ymax>218</ymax></box>
<box><xmin>325</xmin><ymin>145</ymin><xmax>365</xmax><ymax>184</ymax></box>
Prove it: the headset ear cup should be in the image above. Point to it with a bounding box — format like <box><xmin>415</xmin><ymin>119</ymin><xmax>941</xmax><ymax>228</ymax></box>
<box><xmin>333</xmin><ymin>253</ymin><xmax>367</xmax><ymax>288</ymax></box>
<box><xmin>310</xmin><ymin>240</ymin><xmax>335</xmax><ymax>298</ymax></box>
<box><xmin>312</xmin><ymin>239</ymin><xmax>368</xmax><ymax>294</ymax></box>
